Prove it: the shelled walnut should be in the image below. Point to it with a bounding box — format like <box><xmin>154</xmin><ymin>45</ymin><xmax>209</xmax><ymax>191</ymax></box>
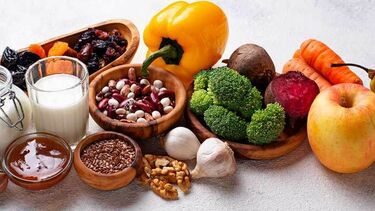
<box><xmin>139</xmin><ymin>154</ymin><xmax>191</xmax><ymax>200</ymax></box>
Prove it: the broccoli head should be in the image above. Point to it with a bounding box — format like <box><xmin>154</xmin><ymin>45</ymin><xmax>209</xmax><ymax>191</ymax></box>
<box><xmin>194</xmin><ymin>70</ymin><xmax>212</xmax><ymax>90</ymax></box>
<box><xmin>246</xmin><ymin>103</ymin><xmax>285</xmax><ymax>145</ymax></box>
<box><xmin>204</xmin><ymin>105</ymin><xmax>247</xmax><ymax>141</ymax></box>
<box><xmin>189</xmin><ymin>90</ymin><xmax>214</xmax><ymax>116</ymax></box>
<box><xmin>207</xmin><ymin>67</ymin><xmax>252</xmax><ymax>111</ymax></box>
<box><xmin>239</xmin><ymin>87</ymin><xmax>263</xmax><ymax>120</ymax></box>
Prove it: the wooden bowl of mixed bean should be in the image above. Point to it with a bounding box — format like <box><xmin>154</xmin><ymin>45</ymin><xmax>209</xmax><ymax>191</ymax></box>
<box><xmin>89</xmin><ymin>64</ymin><xmax>186</xmax><ymax>139</ymax></box>
<box><xmin>73</xmin><ymin>131</ymin><xmax>142</xmax><ymax>190</ymax></box>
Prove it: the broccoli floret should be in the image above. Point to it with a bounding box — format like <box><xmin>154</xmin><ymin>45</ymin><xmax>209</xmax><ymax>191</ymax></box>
<box><xmin>247</xmin><ymin>103</ymin><xmax>285</xmax><ymax>145</ymax></box>
<box><xmin>190</xmin><ymin>90</ymin><xmax>214</xmax><ymax>116</ymax></box>
<box><xmin>194</xmin><ymin>70</ymin><xmax>212</xmax><ymax>90</ymax></box>
<box><xmin>204</xmin><ymin>105</ymin><xmax>247</xmax><ymax>141</ymax></box>
<box><xmin>207</xmin><ymin>67</ymin><xmax>252</xmax><ymax>111</ymax></box>
<box><xmin>239</xmin><ymin>87</ymin><xmax>263</xmax><ymax>120</ymax></box>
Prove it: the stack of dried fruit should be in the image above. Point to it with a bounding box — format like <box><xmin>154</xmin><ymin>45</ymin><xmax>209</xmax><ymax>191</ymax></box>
<box><xmin>74</xmin><ymin>28</ymin><xmax>127</xmax><ymax>73</ymax></box>
<box><xmin>0</xmin><ymin>47</ymin><xmax>41</xmax><ymax>90</ymax></box>
<box><xmin>139</xmin><ymin>154</ymin><xmax>191</xmax><ymax>200</ymax></box>
<box><xmin>96</xmin><ymin>67</ymin><xmax>175</xmax><ymax>123</ymax></box>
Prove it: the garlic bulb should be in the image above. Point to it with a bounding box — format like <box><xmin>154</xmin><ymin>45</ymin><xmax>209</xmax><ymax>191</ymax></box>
<box><xmin>191</xmin><ymin>138</ymin><xmax>236</xmax><ymax>179</ymax></box>
<box><xmin>163</xmin><ymin>127</ymin><xmax>201</xmax><ymax>160</ymax></box>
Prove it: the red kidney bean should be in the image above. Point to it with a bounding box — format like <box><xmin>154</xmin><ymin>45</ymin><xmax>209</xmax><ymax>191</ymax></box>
<box><xmin>158</xmin><ymin>89</ymin><xmax>175</xmax><ymax>99</ymax></box>
<box><xmin>142</xmin><ymin>99</ymin><xmax>156</xmax><ymax>111</ymax></box>
<box><xmin>150</xmin><ymin>91</ymin><xmax>159</xmax><ymax>105</ymax></box>
<box><xmin>129</xmin><ymin>80</ymin><xmax>136</xmax><ymax>85</ymax></box>
<box><xmin>157</xmin><ymin>102</ymin><xmax>164</xmax><ymax>114</ymax></box>
<box><xmin>142</xmin><ymin>85</ymin><xmax>151</xmax><ymax>95</ymax></box>
<box><xmin>107</xmin><ymin>106</ymin><xmax>115</xmax><ymax>118</ymax></box>
<box><xmin>110</xmin><ymin>87</ymin><xmax>120</xmax><ymax>93</ymax></box>
<box><xmin>134</xmin><ymin>86</ymin><xmax>142</xmax><ymax>97</ymax></box>
<box><xmin>98</xmin><ymin>98</ymin><xmax>109</xmax><ymax>111</ymax></box>
<box><xmin>112</xmin><ymin>93</ymin><xmax>125</xmax><ymax>103</ymax></box>
<box><xmin>134</xmin><ymin>101</ymin><xmax>152</xmax><ymax>113</ymax></box>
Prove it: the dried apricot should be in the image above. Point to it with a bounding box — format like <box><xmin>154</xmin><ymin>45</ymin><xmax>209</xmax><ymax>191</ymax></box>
<box><xmin>48</xmin><ymin>41</ymin><xmax>69</xmax><ymax>57</ymax></box>
<box><xmin>28</xmin><ymin>44</ymin><xmax>46</xmax><ymax>58</ymax></box>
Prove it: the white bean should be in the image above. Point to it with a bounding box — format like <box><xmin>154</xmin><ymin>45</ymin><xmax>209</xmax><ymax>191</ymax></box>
<box><xmin>153</xmin><ymin>80</ymin><xmax>163</xmax><ymax>89</ymax></box>
<box><xmin>126</xmin><ymin>113</ymin><xmax>137</xmax><ymax>121</ymax></box>
<box><xmin>130</xmin><ymin>84</ymin><xmax>137</xmax><ymax>92</ymax></box>
<box><xmin>96</xmin><ymin>95</ymin><xmax>103</xmax><ymax>102</ymax></box>
<box><xmin>127</xmin><ymin>92</ymin><xmax>135</xmax><ymax>99</ymax></box>
<box><xmin>160</xmin><ymin>97</ymin><xmax>171</xmax><ymax>107</ymax></box>
<box><xmin>159</xmin><ymin>87</ymin><xmax>167</xmax><ymax>92</ymax></box>
<box><xmin>163</xmin><ymin>106</ymin><xmax>173</xmax><ymax>114</ymax></box>
<box><xmin>140</xmin><ymin>79</ymin><xmax>150</xmax><ymax>85</ymax></box>
<box><xmin>152</xmin><ymin>111</ymin><xmax>161</xmax><ymax>119</ymax></box>
<box><xmin>101</xmin><ymin>86</ymin><xmax>109</xmax><ymax>93</ymax></box>
<box><xmin>116</xmin><ymin>108</ymin><xmax>126</xmax><ymax>115</ymax></box>
<box><xmin>108</xmin><ymin>98</ymin><xmax>119</xmax><ymax>108</ymax></box>
<box><xmin>137</xmin><ymin>118</ymin><xmax>147</xmax><ymax>123</ymax></box>
<box><xmin>103</xmin><ymin>110</ymin><xmax>108</xmax><ymax>116</ymax></box>
<box><xmin>116</xmin><ymin>80</ymin><xmax>125</xmax><ymax>90</ymax></box>
<box><xmin>135</xmin><ymin>110</ymin><xmax>145</xmax><ymax>118</ymax></box>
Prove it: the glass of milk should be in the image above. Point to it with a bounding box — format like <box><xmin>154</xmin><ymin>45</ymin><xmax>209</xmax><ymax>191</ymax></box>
<box><xmin>25</xmin><ymin>56</ymin><xmax>89</xmax><ymax>146</ymax></box>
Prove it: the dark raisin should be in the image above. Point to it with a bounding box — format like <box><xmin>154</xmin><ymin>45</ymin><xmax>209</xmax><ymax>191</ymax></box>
<box><xmin>17</xmin><ymin>51</ymin><xmax>40</xmax><ymax>67</ymax></box>
<box><xmin>11</xmin><ymin>65</ymin><xmax>27</xmax><ymax>90</ymax></box>
<box><xmin>87</xmin><ymin>53</ymin><xmax>99</xmax><ymax>74</ymax></box>
<box><xmin>92</xmin><ymin>40</ymin><xmax>107</xmax><ymax>52</ymax></box>
<box><xmin>1</xmin><ymin>47</ymin><xmax>18</xmax><ymax>70</ymax></box>
<box><xmin>78</xmin><ymin>43</ymin><xmax>93</xmax><ymax>62</ymax></box>
<box><xmin>80</xmin><ymin>28</ymin><xmax>96</xmax><ymax>43</ymax></box>
<box><xmin>105</xmin><ymin>47</ymin><xmax>116</xmax><ymax>58</ymax></box>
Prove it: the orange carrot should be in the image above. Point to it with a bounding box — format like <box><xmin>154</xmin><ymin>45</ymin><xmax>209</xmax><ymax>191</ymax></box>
<box><xmin>283</xmin><ymin>58</ymin><xmax>331</xmax><ymax>91</ymax></box>
<box><xmin>28</xmin><ymin>44</ymin><xmax>46</xmax><ymax>58</ymax></box>
<box><xmin>299</xmin><ymin>39</ymin><xmax>362</xmax><ymax>85</ymax></box>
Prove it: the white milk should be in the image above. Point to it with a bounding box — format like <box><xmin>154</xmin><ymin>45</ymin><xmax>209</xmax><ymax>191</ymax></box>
<box><xmin>31</xmin><ymin>74</ymin><xmax>88</xmax><ymax>144</ymax></box>
<box><xmin>0</xmin><ymin>85</ymin><xmax>32</xmax><ymax>158</ymax></box>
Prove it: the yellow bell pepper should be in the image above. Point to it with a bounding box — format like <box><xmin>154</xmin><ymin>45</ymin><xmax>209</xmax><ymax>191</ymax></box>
<box><xmin>142</xmin><ymin>1</ymin><xmax>229</xmax><ymax>88</ymax></box>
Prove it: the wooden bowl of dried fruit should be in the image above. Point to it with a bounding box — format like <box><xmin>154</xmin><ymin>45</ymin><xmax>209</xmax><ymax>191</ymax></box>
<box><xmin>89</xmin><ymin>64</ymin><xmax>187</xmax><ymax>139</ymax></box>
<box><xmin>185</xmin><ymin>84</ymin><xmax>307</xmax><ymax>160</ymax></box>
<box><xmin>0</xmin><ymin>19</ymin><xmax>139</xmax><ymax>91</ymax></box>
<box><xmin>74</xmin><ymin>131</ymin><xmax>142</xmax><ymax>191</ymax></box>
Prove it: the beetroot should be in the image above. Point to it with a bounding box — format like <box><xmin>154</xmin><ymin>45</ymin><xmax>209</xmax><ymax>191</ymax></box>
<box><xmin>265</xmin><ymin>71</ymin><xmax>319</xmax><ymax>119</ymax></box>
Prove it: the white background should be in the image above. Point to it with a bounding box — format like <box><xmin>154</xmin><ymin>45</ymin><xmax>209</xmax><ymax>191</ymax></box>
<box><xmin>1</xmin><ymin>0</ymin><xmax>375</xmax><ymax>210</ymax></box>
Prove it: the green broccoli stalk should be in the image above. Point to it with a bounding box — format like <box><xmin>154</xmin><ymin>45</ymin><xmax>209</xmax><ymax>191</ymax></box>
<box><xmin>247</xmin><ymin>103</ymin><xmax>285</xmax><ymax>145</ymax></box>
<box><xmin>204</xmin><ymin>105</ymin><xmax>247</xmax><ymax>141</ymax></box>
<box><xmin>239</xmin><ymin>87</ymin><xmax>263</xmax><ymax>120</ymax></box>
<box><xmin>207</xmin><ymin>67</ymin><xmax>252</xmax><ymax>112</ymax></box>
<box><xmin>189</xmin><ymin>90</ymin><xmax>214</xmax><ymax>116</ymax></box>
<box><xmin>194</xmin><ymin>70</ymin><xmax>212</xmax><ymax>90</ymax></box>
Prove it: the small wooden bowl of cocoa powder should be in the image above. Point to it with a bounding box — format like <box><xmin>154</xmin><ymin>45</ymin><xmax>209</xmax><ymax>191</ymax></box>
<box><xmin>73</xmin><ymin>131</ymin><xmax>142</xmax><ymax>190</ymax></box>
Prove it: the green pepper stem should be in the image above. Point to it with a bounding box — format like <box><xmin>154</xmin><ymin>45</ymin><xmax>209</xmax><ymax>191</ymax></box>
<box><xmin>141</xmin><ymin>45</ymin><xmax>178</xmax><ymax>77</ymax></box>
<box><xmin>332</xmin><ymin>63</ymin><xmax>375</xmax><ymax>79</ymax></box>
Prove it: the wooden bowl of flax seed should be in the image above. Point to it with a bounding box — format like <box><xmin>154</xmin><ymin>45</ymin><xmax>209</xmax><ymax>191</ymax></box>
<box><xmin>73</xmin><ymin>131</ymin><xmax>142</xmax><ymax>190</ymax></box>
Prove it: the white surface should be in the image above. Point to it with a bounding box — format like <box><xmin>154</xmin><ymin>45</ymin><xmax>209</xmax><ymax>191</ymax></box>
<box><xmin>1</xmin><ymin>0</ymin><xmax>375</xmax><ymax>210</ymax></box>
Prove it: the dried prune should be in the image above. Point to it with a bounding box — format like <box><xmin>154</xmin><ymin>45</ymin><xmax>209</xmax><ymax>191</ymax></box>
<box><xmin>11</xmin><ymin>65</ymin><xmax>27</xmax><ymax>90</ymax></box>
<box><xmin>80</xmin><ymin>28</ymin><xmax>96</xmax><ymax>43</ymax></box>
<box><xmin>17</xmin><ymin>51</ymin><xmax>40</xmax><ymax>67</ymax></box>
<box><xmin>78</xmin><ymin>43</ymin><xmax>93</xmax><ymax>62</ymax></box>
<box><xmin>87</xmin><ymin>54</ymin><xmax>99</xmax><ymax>74</ymax></box>
<box><xmin>92</xmin><ymin>40</ymin><xmax>107</xmax><ymax>52</ymax></box>
<box><xmin>1</xmin><ymin>47</ymin><xmax>18</xmax><ymax>70</ymax></box>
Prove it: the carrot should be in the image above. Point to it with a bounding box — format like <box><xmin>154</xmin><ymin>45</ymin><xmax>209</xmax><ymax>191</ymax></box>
<box><xmin>299</xmin><ymin>39</ymin><xmax>362</xmax><ymax>85</ymax></box>
<box><xmin>28</xmin><ymin>44</ymin><xmax>46</xmax><ymax>58</ymax></box>
<box><xmin>283</xmin><ymin>58</ymin><xmax>331</xmax><ymax>91</ymax></box>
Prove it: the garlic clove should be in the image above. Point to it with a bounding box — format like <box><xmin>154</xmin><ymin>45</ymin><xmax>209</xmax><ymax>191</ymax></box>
<box><xmin>191</xmin><ymin>138</ymin><xmax>236</xmax><ymax>179</ymax></box>
<box><xmin>163</xmin><ymin>127</ymin><xmax>201</xmax><ymax>161</ymax></box>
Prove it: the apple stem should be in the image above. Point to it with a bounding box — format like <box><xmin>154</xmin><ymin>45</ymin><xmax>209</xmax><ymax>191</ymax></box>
<box><xmin>331</xmin><ymin>63</ymin><xmax>375</xmax><ymax>79</ymax></box>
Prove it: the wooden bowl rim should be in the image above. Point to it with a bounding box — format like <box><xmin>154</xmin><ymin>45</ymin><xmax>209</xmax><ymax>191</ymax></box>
<box><xmin>74</xmin><ymin>131</ymin><xmax>142</xmax><ymax>178</ymax></box>
<box><xmin>88</xmin><ymin>63</ymin><xmax>186</xmax><ymax>130</ymax></box>
<box><xmin>185</xmin><ymin>84</ymin><xmax>306</xmax><ymax>158</ymax></box>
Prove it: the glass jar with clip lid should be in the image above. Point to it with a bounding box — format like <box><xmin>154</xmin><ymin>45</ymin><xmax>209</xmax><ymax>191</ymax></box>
<box><xmin>0</xmin><ymin>66</ymin><xmax>31</xmax><ymax>158</ymax></box>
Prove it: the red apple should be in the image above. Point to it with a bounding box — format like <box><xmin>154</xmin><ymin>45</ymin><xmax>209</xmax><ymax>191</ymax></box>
<box><xmin>307</xmin><ymin>83</ymin><xmax>375</xmax><ymax>173</ymax></box>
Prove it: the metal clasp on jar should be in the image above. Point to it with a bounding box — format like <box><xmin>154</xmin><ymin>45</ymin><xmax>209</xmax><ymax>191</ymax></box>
<box><xmin>0</xmin><ymin>90</ymin><xmax>25</xmax><ymax>130</ymax></box>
